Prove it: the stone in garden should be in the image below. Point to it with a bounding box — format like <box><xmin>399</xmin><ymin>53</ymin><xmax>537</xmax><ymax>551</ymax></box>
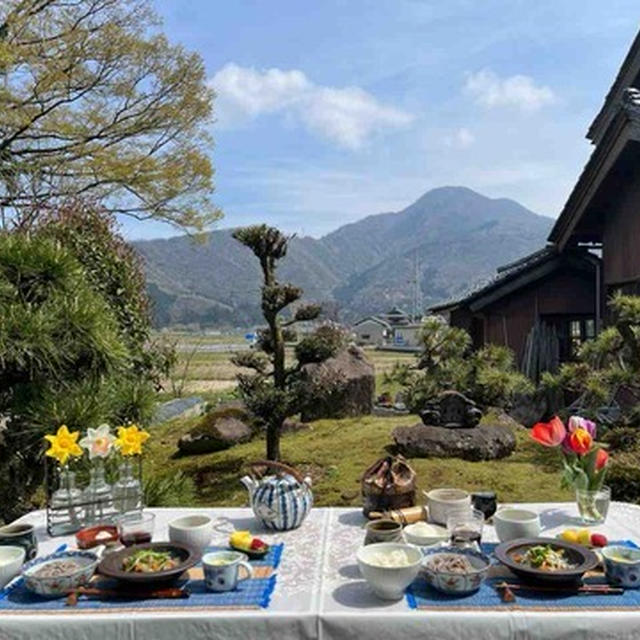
<box><xmin>392</xmin><ymin>423</ymin><xmax>516</xmax><ymax>461</ymax></box>
<box><xmin>178</xmin><ymin>416</ymin><xmax>253</xmax><ymax>455</ymax></box>
<box><xmin>508</xmin><ymin>391</ymin><xmax>548</xmax><ymax>428</ymax></box>
<box><xmin>419</xmin><ymin>390</ymin><xmax>482</xmax><ymax>428</ymax></box>
<box><xmin>282</xmin><ymin>418</ymin><xmax>310</xmax><ymax>433</ymax></box>
<box><xmin>300</xmin><ymin>345</ymin><xmax>375</xmax><ymax>421</ymax></box>
<box><xmin>153</xmin><ymin>396</ymin><xmax>205</xmax><ymax>425</ymax></box>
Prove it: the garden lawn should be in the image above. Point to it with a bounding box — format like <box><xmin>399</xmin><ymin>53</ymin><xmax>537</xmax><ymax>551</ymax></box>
<box><xmin>143</xmin><ymin>411</ymin><xmax>571</xmax><ymax>508</ymax></box>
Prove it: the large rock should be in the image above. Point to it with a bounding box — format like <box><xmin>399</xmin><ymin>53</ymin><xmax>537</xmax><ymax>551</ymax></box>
<box><xmin>300</xmin><ymin>345</ymin><xmax>375</xmax><ymax>422</ymax></box>
<box><xmin>178</xmin><ymin>416</ymin><xmax>253</xmax><ymax>455</ymax></box>
<box><xmin>392</xmin><ymin>423</ymin><xmax>516</xmax><ymax>461</ymax></box>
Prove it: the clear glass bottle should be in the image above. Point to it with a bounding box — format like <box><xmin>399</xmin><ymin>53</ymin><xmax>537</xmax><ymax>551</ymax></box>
<box><xmin>112</xmin><ymin>459</ymin><xmax>141</xmax><ymax>514</ymax></box>
<box><xmin>83</xmin><ymin>461</ymin><xmax>113</xmax><ymax>524</ymax></box>
<box><xmin>50</xmin><ymin>469</ymin><xmax>83</xmax><ymax>535</ymax></box>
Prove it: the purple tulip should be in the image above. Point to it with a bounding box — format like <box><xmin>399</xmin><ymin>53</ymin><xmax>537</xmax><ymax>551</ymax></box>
<box><xmin>567</xmin><ymin>416</ymin><xmax>596</xmax><ymax>439</ymax></box>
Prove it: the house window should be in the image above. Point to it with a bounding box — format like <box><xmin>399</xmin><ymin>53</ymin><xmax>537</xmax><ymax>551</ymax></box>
<box><xmin>361</xmin><ymin>334</ymin><xmax>370</xmax><ymax>340</ymax></box>
<box><xmin>568</xmin><ymin>318</ymin><xmax>596</xmax><ymax>358</ymax></box>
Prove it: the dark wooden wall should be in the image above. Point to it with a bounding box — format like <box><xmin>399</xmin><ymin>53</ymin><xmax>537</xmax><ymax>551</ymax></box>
<box><xmin>452</xmin><ymin>269</ymin><xmax>596</xmax><ymax>362</ymax></box>
<box><xmin>602</xmin><ymin>171</ymin><xmax>640</xmax><ymax>287</ymax></box>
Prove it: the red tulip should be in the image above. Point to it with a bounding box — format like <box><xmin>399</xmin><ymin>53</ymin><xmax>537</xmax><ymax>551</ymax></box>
<box><xmin>595</xmin><ymin>448</ymin><xmax>609</xmax><ymax>470</ymax></box>
<box><xmin>531</xmin><ymin>416</ymin><xmax>566</xmax><ymax>447</ymax></box>
<box><xmin>568</xmin><ymin>428</ymin><xmax>592</xmax><ymax>456</ymax></box>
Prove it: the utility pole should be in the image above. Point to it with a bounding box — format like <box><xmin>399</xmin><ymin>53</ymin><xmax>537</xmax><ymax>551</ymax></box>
<box><xmin>409</xmin><ymin>251</ymin><xmax>422</xmax><ymax>322</ymax></box>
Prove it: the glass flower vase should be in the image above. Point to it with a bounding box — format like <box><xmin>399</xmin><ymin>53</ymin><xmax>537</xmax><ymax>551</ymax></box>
<box><xmin>112</xmin><ymin>458</ymin><xmax>141</xmax><ymax>514</ymax></box>
<box><xmin>82</xmin><ymin>460</ymin><xmax>113</xmax><ymax>524</ymax></box>
<box><xmin>576</xmin><ymin>485</ymin><xmax>611</xmax><ymax>525</ymax></box>
<box><xmin>50</xmin><ymin>468</ymin><xmax>83</xmax><ymax>534</ymax></box>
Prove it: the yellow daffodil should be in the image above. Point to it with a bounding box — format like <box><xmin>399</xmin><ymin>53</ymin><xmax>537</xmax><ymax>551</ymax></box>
<box><xmin>114</xmin><ymin>423</ymin><xmax>150</xmax><ymax>456</ymax></box>
<box><xmin>44</xmin><ymin>425</ymin><xmax>83</xmax><ymax>466</ymax></box>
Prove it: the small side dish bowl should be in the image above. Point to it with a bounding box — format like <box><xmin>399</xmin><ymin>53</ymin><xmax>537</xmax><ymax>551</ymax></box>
<box><xmin>422</xmin><ymin>546</ymin><xmax>490</xmax><ymax>595</ymax></box>
<box><xmin>76</xmin><ymin>525</ymin><xmax>118</xmax><ymax>549</ymax></box>
<box><xmin>424</xmin><ymin>488</ymin><xmax>471</xmax><ymax>526</ymax></box>
<box><xmin>356</xmin><ymin>542</ymin><xmax>423</xmax><ymax>600</ymax></box>
<box><xmin>602</xmin><ymin>545</ymin><xmax>640</xmax><ymax>588</ymax></box>
<box><xmin>22</xmin><ymin>550</ymin><xmax>99</xmax><ymax>597</ymax></box>
<box><xmin>0</xmin><ymin>546</ymin><xmax>26</xmax><ymax>589</ymax></box>
<box><xmin>495</xmin><ymin>537</ymin><xmax>598</xmax><ymax>583</ymax></box>
<box><xmin>169</xmin><ymin>514</ymin><xmax>213</xmax><ymax>553</ymax></box>
<box><xmin>403</xmin><ymin>522</ymin><xmax>448</xmax><ymax>547</ymax></box>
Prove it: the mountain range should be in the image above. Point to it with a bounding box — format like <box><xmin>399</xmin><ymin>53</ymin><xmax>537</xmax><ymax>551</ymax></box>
<box><xmin>133</xmin><ymin>186</ymin><xmax>554</xmax><ymax>328</ymax></box>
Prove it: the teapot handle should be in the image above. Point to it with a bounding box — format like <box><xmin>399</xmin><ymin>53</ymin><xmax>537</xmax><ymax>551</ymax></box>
<box><xmin>250</xmin><ymin>460</ymin><xmax>305</xmax><ymax>484</ymax></box>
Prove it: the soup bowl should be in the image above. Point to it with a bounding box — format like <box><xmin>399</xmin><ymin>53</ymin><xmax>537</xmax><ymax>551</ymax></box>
<box><xmin>494</xmin><ymin>508</ymin><xmax>541</xmax><ymax>542</ymax></box>
<box><xmin>356</xmin><ymin>542</ymin><xmax>423</xmax><ymax>600</ymax></box>
<box><xmin>424</xmin><ymin>489</ymin><xmax>471</xmax><ymax>526</ymax></box>
<box><xmin>22</xmin><ymin>550</ymin><xmax>99</xmax><ymax>597</ymax></box>
<box><xmin>169</xmin><ymin>514</ymin><xmax>213</xmax><ymax>553</ymax></box>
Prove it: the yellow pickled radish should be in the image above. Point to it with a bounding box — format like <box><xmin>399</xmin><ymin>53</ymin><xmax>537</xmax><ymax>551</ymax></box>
<box><xmin>560</xmin><ymin>529</ymin><xmax>579</xmax><ymax>543</ymax></box>
<box><xmin>230</xmin><ymin>530</ymin><xmax>252</xmax><ymax>547</ymax></box>
<box><xmin>577</xmin><ymin>529</ymin><xmax>592</xmax><ymax>545</ymax></box>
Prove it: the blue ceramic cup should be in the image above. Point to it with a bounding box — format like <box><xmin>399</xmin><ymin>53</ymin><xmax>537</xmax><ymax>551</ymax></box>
<box><xmin>202</xmin><ymin>550</ymin><xmax>253</xmax><ymax>592</ymax></box>
<box><xmin>0</xmin><ymin>523</ymin><xmax>38</xmax><ymax>561</ymax></box>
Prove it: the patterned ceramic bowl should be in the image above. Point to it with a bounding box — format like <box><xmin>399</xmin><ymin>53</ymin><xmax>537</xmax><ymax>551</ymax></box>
<box><xmin>22</xmin><ymin>550</ymin><xmax>99</xmax><ymax>598</ymax></box>
<box><xmin>422</xmin><ymin>546</ymin><xmax>490</xmax><ymax>595</ymax></box>
<box><xmin>602</xmin><ymin>546</ymin><xmax>640</xmax><ymax>588</ymax></box>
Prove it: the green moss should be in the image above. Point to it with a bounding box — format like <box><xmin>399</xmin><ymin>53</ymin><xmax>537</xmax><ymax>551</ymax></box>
<box><xmin>144</xmin><ymin>412</ymin><xmax>570</xmax><ymax>508</ymax></box>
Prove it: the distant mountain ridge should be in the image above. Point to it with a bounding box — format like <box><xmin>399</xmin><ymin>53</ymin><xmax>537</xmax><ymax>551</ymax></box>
<box><xmin>133</xmin><ymin>186</ymin><xmax>553</xmax><ymax>327</ymax></box>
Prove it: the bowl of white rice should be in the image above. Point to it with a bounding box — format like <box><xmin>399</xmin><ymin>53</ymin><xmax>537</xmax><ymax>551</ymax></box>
<box><xmin>356</xmin><ymin>542</ymin><xmax>422</xmax><ymax>600</ymax></box>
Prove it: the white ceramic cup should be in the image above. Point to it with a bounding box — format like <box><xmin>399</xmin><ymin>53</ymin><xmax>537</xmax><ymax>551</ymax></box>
<box><xmin>202</xmin><ymin>551</ymin><xmax>253</xmax><ymax>592</ymax></box>
<box><xmin>168</xmin><ymin>514</ymin><xmax>213</xmax><ymax>552</ymax></box>
<box><xmin>494</xmin><ymin>508</ymin><xmax>541</xmax><ymax>542</ymax></box>
<box><xmin>424</xmin><ymin>488</ymin><xmax>471</xmax><ymax>526</ymax></box>
<box><xmin>0</xmin><ymin>546</ymin><xmax>25</xmax><ymax>589</ymax></box>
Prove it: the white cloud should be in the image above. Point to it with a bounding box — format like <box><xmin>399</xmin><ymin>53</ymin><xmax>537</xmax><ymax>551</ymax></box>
<box><xmin>210</xmin><ymin>63</ymin><xmax>413</xmax><ymax>149</ymax></box>
<box><xmin>443</xmin><ymin>127</ymin><xmax>475</xmax><ymax>148</ymax></box>
<box><xmin>464</xmin><ymin>69</ymin><xmax>556</xmax><ymax>112</ymax></box>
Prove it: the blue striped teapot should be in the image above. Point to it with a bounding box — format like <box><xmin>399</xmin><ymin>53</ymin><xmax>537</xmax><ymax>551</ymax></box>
<box><xmin>241</xmin><ymin>461</ymin><xmax>313</xmax><ymax>531</ymax></box>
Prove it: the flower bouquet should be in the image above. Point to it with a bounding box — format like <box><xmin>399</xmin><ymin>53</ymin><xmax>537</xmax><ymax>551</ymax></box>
<box><xmin>531</xmin><ymin>416</ymin><xmax>610</xmax><ymax>524</ymax></box>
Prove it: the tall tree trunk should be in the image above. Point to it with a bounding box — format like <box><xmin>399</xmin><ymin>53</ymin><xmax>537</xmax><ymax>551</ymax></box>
<box><xmin>266</xmin><ymin>420</ymin><xmax>281</xmax><ymax>461</ymax></box>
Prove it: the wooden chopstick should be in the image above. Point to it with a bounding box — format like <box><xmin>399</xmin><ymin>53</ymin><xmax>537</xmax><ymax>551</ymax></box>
<box><xmin>495</xmin><ymin>581</ymin><xmax>624</xmax><ymax>602</ymax></box>
<box><xmin>66</xmin><ymin>585</ymin><xmax>189</xmax><ymax>606</ymax></box>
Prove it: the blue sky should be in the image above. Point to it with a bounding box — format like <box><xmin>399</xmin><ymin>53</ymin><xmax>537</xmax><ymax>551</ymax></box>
<box><xmin>121</xmin><ymin>1</ymin><xmax>640</xmax><ymax>240</ymax></box>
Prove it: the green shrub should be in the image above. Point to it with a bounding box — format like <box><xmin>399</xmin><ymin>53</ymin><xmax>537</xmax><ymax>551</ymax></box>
<box><xmin>0</xmin><ymin>234</ymin><xmax>133</xmax><ymax>521</ymax></box>
<box><xmin>34</xmin><ymin>201</ymin><xmax>176</xmax><ymax>389</ymax></box>
<box><xmin>144</xmin><ymin>471</ymin><xmax>197</xmax><ymax>507</ymax></box>
<box><xmin>607</xmin><ymin>452</ymin><xmax>640</xmax><ymax>504</ymax></box>
<box><xmin>295</xmin><ymin>323</ymin><xmax>347</xmax><ymax>365</ymax></box>
<box><xmin>388</xmin><ymin>318</ymin><xmax>532</xmax><ymax>413</ymax></box>
<box><xmin>602</xmin><ymin>427</ymin><xmax>640</xmax><ymax>453</ymax></box>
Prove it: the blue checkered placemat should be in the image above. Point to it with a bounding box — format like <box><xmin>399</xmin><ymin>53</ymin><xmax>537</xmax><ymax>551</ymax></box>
<box><xmin>407</xmin><ymin>541</ymin><xmax>639</xmax><ymax>611</ymax></box>
<box><xmin>0</xmin><ymin>543</ymin><xmax>283</xmax><ymax>613</ymax></box>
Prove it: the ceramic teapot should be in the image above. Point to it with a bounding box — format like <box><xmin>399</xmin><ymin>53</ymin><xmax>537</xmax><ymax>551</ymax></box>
<box><xmin>241</xmin><ymin>461</ymin><xmax>313</xmax><ymax>531</ymax></box>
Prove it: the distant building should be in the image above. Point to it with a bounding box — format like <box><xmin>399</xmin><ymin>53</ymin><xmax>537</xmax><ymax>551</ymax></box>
<box><xmin>392</xmin><ymin>324</ymin><xmax>423</xmax><ymax>348</ymax></box>
<box><xmin>352</xmin><ymin>316</ymin><xmax>391</xmax><ymax>346</ymax></box>
<box><xmin>352</xmin><ymin>306</ymin><xmax>423</xmax><ymax>348</ymax></box>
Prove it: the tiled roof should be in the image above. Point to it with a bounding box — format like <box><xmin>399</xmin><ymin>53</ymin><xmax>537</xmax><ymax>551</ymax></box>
<box><xmin>429</xmin><ymin>246</ymin><xmax>566</xmax><ymax>312</ymax></box>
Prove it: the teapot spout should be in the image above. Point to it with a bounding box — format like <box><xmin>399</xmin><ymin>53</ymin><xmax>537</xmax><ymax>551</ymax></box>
<box><xmin>240</xmin><ymin>474</ymin><xmax>257</xmax><ymax>498</ymax></box>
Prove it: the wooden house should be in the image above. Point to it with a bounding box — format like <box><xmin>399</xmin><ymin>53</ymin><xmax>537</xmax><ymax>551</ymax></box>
<box><xmin>430</xmin><ymin>248</ymin><xmax>600</xmax><ymax>366</ymax></box>
<box><xmin>431</xmin><ymin>28</ymin><xmax>640</xmax><ymax>372</ymax></box>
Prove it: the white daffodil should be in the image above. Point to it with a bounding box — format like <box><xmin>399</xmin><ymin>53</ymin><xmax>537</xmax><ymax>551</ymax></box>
<box><xmin>79</xmin><ymin>424</ymin><xmax>116</xmax><ymax>459</ymax></box>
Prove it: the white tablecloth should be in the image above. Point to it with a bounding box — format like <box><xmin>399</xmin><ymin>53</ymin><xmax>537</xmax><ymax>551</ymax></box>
<box><xmin>3</xmin><ymin>503</ymin><xmax>640</xmax><ymax>639</ymax></box>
